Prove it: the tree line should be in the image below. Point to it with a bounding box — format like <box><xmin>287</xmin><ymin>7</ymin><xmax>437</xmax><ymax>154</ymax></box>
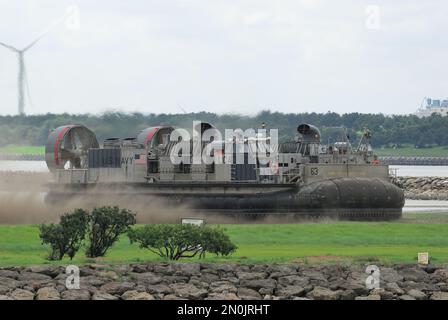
<box><xmin>1</xmin><ymin>111</ymin><xmax>447</xmax><ymax>148</ymax></box>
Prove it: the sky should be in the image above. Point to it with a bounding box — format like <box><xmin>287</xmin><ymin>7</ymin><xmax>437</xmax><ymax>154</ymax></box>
<box><xmin>0</xmin><ymin>0</ymin><xmax>447</xmax><ymax>116</ymax></box>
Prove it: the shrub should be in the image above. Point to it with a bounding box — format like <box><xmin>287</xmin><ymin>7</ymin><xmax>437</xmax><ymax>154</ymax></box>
<box><xmin>86</xmin><ymin>206</ymin><xmax>136</xmax><ymax>258</ymax></box>
<box><xmin>39</xmin><ymin>209</ymin><xmax>89</xmax><ymax>260</ymax></box>
<box><xmin>128</xmin><ymin>224</ymin><xmax>237</xmax><ymax>260</ymax></box>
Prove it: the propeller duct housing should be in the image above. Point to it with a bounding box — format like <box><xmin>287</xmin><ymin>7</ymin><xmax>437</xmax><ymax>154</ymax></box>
<box><xmin>45</xmin><ymin>125</ymin><xmax>99</xmax><ymax>172</ymax></box>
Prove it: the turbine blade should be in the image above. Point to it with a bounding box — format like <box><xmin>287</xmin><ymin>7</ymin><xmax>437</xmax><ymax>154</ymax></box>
<box><xmin>23</xmin><ymin>13</ymin><xmax>69</xmax><ymax>51</ymax></box>
<box><xmin>0</xmin><ymin>41</ymin><xmax>19</xmax><ymax>52</ymax></box>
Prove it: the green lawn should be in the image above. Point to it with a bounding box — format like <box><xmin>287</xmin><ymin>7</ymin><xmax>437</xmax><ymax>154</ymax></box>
<box><xmin>0</xmin><ymin>145</ymin><xmax>44</xmax><ymax>155</ymax></box>
<box><xmin>376</xmin><ymin>145</ymin><xmax>448</xmax><ymax>157</ymax></box>
<box><xmin>1</xmin><ymin>219</ymin><xmax>448</xmax><ymax>266</ymax></box>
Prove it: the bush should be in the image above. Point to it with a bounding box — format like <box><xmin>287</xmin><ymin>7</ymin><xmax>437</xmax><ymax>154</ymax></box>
<box><xmin>128</xmin><ymin>224</ymin><xmax>237</xmax><ymax>260</ymax></box>
<box><xmin>39</xmin><ymin>209</ymin><xmax>89</xmax><ymax>260</ymax></box>
<box><xmin>86</xmin><ymin>206</ymin><xmax>136</xmax><ymax>258</ymax></box>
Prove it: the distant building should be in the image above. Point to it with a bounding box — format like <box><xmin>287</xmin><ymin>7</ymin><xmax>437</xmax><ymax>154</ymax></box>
<box><xmin>415</xmin><ymin>97</ymin><xmax>448</xmax><ymax>118</ymax></box>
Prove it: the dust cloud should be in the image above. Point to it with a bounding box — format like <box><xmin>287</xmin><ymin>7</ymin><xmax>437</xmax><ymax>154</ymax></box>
<box><xmin>0</xmin><ymin>172</ymin><xmax>235</xmax><ymax>224</ymax></box>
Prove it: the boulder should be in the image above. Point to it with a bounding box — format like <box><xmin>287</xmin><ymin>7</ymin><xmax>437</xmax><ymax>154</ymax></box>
<box><xmin>240</xmin><ymin>279</ymin><xmax>277</xmax><ymax>291</ymax></box>
<box><xmin>147</xmin><ymin>284</ymin><xmax>174</xmax><ymax>295</ymax></box>
<box><xmin>25</xmin><ymin>265</ymin><xmax>59</xmax><ymax>277</ymax></box>
<box><xmin>11</xmin><ymin>289</ymin><xmax>35</xmax><ymax>300</ymax></box>
<box><xmin>385</xmin><ymin>282</ymin><xmax>404</xmax><ymax>295</ymax></box>
<box><xmin>209</xmin><ymin>281</ymin><xmax>237</xmax><ymax>294</ymax></box>
<box><xmin>306</xmin><ymin>286</ymin><xmax>339</xmax><ymax>300</ymax></box>
<box><xmin>174</xmin><ymin>263</ymin><xmax>201</xmax><ymax>276</ymax></box>
<box><xmin>275</xmin><ymin>286</ymin><xmax>306</xmax><ymax>298</ymax></box>
<box><xmin>0</xmin><ymin>270</ymin><xmax>19</xmax><ymax>279</ymax></box>
<box><xmin>121</xmin><ymin>290</ymin><xmax>155</xmax><ymax>300</ymax></box>
<box><xmin>430</xmin><ymin>292</ymin><xmax>448</xmax><ymax>300</ymax></box>
<box><xmin>407</xmin><ymin>289</ymin><xmax>427</xmax><ymax>300</ymax></box>
<box><xmin>17</xmin><ymin>272</ymin><xmax>52</xmax><ymax>282</ymax></box>
<box><xmin>36</xmin><ymin>287</ymin><xmax>61</xmax><ymax>300</ymax></box>
<box><xmin>277</xmin><ymin>275</ymin><xmax>309</xmax><ymax>287</ymax></box>
<box><xmin>100</xmin><ymin>282</ymin><xmax>135</xmax><ymax>295</ymax></box>
<box><xmin>61</xmin><ymin>289</ymin><xmax>91</xmax><ymax>300</ymax></box>
<box><xmin>170</xmin><ymin>283</ymin><xmax>208</xmax><ymax>299</ymax></box>
<box><xmin>206</xmin><ymin>293</ymin><xmax>240</xmax><ymax>300</ymax></box>
<box><xmin>134</xmin><ymin>272</ymin><xmax>163</xmax><ymax>285</ymax></box>
<box><xmin>355</xmin><ymin>295</ymin><xmax>381</xmax><ymax>300</ymax></box>
<box><xmin>236</xmin><ymin>272</ymin><xmax>266</xmax><ymax>281</ymax></box>
<box><xmin>237</xmin><ymin>287</ymin><xmax>262</xmax><ymax>300</ymax></box>
<box><xmin>92</xmin><ymin>291</ymin><xmax>119</xmax><ymax>300</ymax></box>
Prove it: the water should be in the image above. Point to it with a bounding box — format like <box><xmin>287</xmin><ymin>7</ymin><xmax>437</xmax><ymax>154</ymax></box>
<box><xmin>390</xmin><ymin>165</ymin><xmax>448</xmax><ymax>177</ymax></box>
<box><xmin>0</xmin><ymin>160</ymin><xmax>49</xmax><ymax>172</ymax></box>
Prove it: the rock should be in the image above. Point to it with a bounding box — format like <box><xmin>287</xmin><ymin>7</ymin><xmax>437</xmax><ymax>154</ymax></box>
<box><xmin>163</xmin><ymin>294</ymin><xmax>187</xmax><ymax>300</ymax></box>
<box><xmin>381</xmin><ymin>268</ymin><xmax>404</xmax><ymax>283</ymax></box>
<box><xmin>121</xmin><ymin>290</ymin><xmax>155</xmax><ymax>300</ymax></box>
<box><xmin>174</xmin><ymin>263</ymin><xmax>201</xmax><ymax>276</ymax></box>
<box><xmin>134</xmin><ymin>272</ymin><xmax>163</xmax><ymax>285</ymax></box>
<box><xmin>92</xmin><ymin>291</ymin><xmax>119</xmax><ymax>300</ymax></box>
<box><xmin>0</xmin><ymin>295</ymin><xmax>13</xmax><ymax>300</ymax></box>
<box><xmin>355</xmin><ymin>295</ymin><xmax>381</xmax><ymax>300</ymax></box>
<box><xmin>337</xmin><ymin>279</ymin><xmax>369</xmax><ymax>295</ymax></box>
<box><xmin>11</xmin><ymin>289</ymin><xmax>35</xmax><ymax>300</ymax></box>
<box><xmin>80</xmin><ymin>276</ymin><xmax>106</xmax><ymax>287</ymax></box>
<box><xmin>399</xmin><ymin>295</ymin><xmax>416</xmax><ymax>301</ymax></box>
<box><xmin>61</xmin><ymin>289</ymin><xmax>91</xmax><ymax>300</ymax></box>
<box><xmin>170</xmin><ymin>283</ymin><xmax>208</xmax><ymax>299</ymax></box>
<box><xmin>339</xmin><ymin>289</ymin><xmax>356</xmax><ymax>300</ymax></box>
<box><xmin>371</xmin><ymin>288</ymin><xmax>394</xmax><ymax>300</ymax></box>
<box><xmin>206</xmin><ymin>293</ymin><xmax>240</xmax><ymax>300</ymax></box>
<box><xmin>275</xmin><ymin>286</ymin><xmax>306</xmax><ymax>298</ymax></box>
<box><xmin>17</xmin><ymin>272</ymin><xmax>52</xmax><ymax>282</ymax></box>
<box><xmin>237</xmin><ymin>287</ymin><xmax>262</xmax><ymax>300</ymax></box>
<box><xmin>131</xmin><ymin>264</ymin><xmax>149</xmax><ymax>273</ymax></box>
<box><xmin>36</xmin><ymin>287</ymin><xmax>61</xmax><ymax>300</ymax></box>
<box><xmin>400</xmin><ymin>268</ymin><xmax>429</xmax><ymax>282</ymax></box>
<box><xmin>147</xmin><ymin>284</ymin><xmax>174</xmax><ymax>295</ymax></box>
<box><xmin>407</xmin><ymin>289</ymin><xmax>427</xmax><ymax>300</ymax></box>
<box><xmin>209</xmin><ymin>281</ymin><xmax>237</xmax><ymax>294</ymax></box>
<box><xmin>237</xmin><ymin>272</ymin><xmax>266</xmax><ymax>281</ymax></box>
<box><xmin>277</xmin><ymin>275</ymin><xmax>309</xmax><ymax>287</ymax></box>
<box><xmin>306</xmin><ymin>286</ymin><xmax>339</xmax><ymax>300</ymax></box>
<box><xmin>385</xmin><ymin>282</ymin><xmax>404</xmax><ymax>295</ymax></box>
<box><xmin>0</xmin><ymin>270</ymin><xmax>19</xmax><ymax>279</ymax></box>
<box><xmin>432</xmin><ymin>269</ymin><xmax>448</xmax><ymax>281</ymax></box>
<box><xmin>199</xmin><ymin>273</ymin><xmax>220</xmax><ymax>283</ymax></box>
<box><xmin>430</xmin><ymin>292</ymin><xmax>448</xmax><ymax>300</ymax></box>
<box><xmin>240</xmin><ymin>279</ymin><xmax>277</xmax><ymax>291</ymax></box>
<box><xmin>0</xmin><ymin>285</ymin><xmax>10</xmax><ymax>295</ymax></box>
<box><xmin>153</xmin><ymin>264</ymin><xmax>175</xmax><ymax>275</ymax></box>
<box><xmin>25</xmin><ymin>265</ymin><xmax>59</xmax><ymax>277</ymax></box>
<box><xmin>301</xmin><ymin>270</ymin><xmax>327</xmax><ymax>282</ymax></box>
<box><xmin>97</xmin><ymin>271</ymin><xmax>119</xmax><ymax>281</ymax></box>
<box><xmin>100</xmin><ymin>282</ymin><xmax>135</xmax><ymax>295</ymax></box>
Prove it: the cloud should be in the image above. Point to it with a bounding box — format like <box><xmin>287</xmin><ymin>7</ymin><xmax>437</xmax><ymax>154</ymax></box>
<box><xmin>0</xmin><ymin>0</ymin><xmax>447</xmax><ymax>116</ymax></box>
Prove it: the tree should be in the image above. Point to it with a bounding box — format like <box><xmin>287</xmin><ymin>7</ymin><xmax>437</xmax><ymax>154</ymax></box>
<box><xmin>128</xmin><ymin>224</ymin><xmax>237</xmax><ymax>260</ymax></box>
<box><xmin>86</xmin><ymin>206</ymin><xmax>136</xmax><ymax>258</ymax></box>
<box><xmin>39</xmin><ymin>209</ymin><xmax>89</xmax><ymax>260</ymax></box>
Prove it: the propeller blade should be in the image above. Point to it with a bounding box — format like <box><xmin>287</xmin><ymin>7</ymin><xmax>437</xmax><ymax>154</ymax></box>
<box><xmin>0</xmin><ymin>41</ymin><xmax>19</xmax><ymax>52</ymax></box>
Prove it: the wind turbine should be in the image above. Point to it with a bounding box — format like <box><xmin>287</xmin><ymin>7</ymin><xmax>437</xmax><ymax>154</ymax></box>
<box><xmin>0</xmin><ymin>11</ymin><xmax>74</xmax><ymax>115</ymax></box>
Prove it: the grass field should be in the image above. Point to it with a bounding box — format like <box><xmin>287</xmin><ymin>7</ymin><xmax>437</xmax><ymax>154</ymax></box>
<box><xmin>1</xmin><ymin>214</ymin><xmax>448</xmax><ymax>266</ymax></box>
<box><xmin>0</xmin><ymin>145</ymin><xmax>45</xmax><ymax>155</ymax></box>
<box><xmin>375</xmin><ymin>145</ymin><xmax>448</xmax><ymax>157</ymax></box>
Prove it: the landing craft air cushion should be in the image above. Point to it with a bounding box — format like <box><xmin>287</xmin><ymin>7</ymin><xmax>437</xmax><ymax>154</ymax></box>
<box><xmin>44</xmin><ymin>122</ymin><xmax>405</xmax><ymax>220</ymax></box>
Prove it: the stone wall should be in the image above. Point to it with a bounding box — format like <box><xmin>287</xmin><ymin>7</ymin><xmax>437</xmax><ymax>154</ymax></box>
<box><xmin>0</xmin><ymin>263</ymin><xmax>447</xmax><ymax>300</ymax></box>
<box><xmin>392</xmin><ymin>176</ymin><xmax>448</xmax><ymax>200</ymax></box>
